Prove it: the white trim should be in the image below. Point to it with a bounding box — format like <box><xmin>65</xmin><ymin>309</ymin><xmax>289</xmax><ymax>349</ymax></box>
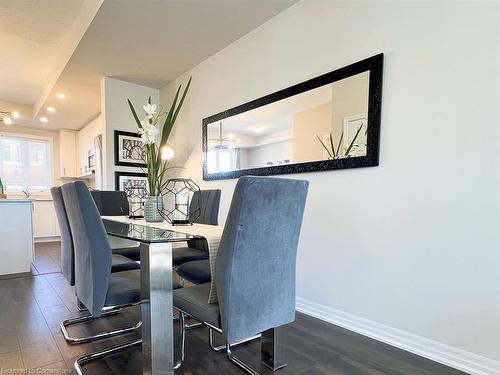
<box><xmin>0</xmin><ymin>132</ymin><xmax>52</xmax><ymax>142</ymax></box>
<box><xmin>34</xmin><ymin>236</ymin><xmax>61</xmax><ymax>243</ymax></box>
<box><xmin>296</xmin><ymin>298</ymin><xmax>500</xmax><ymax>375</ymax></box>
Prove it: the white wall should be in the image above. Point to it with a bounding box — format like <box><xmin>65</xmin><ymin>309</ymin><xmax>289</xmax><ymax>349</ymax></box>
<box><xmin>101</xmin><ymin>77</ymin><xmax>159</xmax><ymax>190</ymax></box>
<box><xmin>242</xmin><ymin>139</ymin><xmax>292</xmax><ymax>169</ymax></box>
<box><xmin>159</xmin><ymin>0</ymin><xmax>500</xmax><ymax>369</ymax></box>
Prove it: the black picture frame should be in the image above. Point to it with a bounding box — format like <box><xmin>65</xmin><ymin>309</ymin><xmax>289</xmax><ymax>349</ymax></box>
<box><xmin>114</xmin><ymin>130</ymin><xmax>147</xmax><ymax>168</ymax></box>
<box><xmin>202</xmin><ymin>53</ymin><xmax>383</xmax><ymax>181</ymax></box>
<box><xmin>115</xmin><ymin>171</ymin><xmax>148</xmax><ymax>191</ymax></box>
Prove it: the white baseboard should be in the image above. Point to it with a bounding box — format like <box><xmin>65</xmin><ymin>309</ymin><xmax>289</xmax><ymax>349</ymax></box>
<box><xmin>296</xmin><ymin>298</ymin><xmax>500</xmax><ymax>375</ymax></box>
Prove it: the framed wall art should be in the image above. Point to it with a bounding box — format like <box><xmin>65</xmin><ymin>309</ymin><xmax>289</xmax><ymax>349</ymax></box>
<box><xmin>114</xmin><ymin>130</ymin><xmax>147</xmax><ymax>167</ymax></box>
<box><xmin>115</xmin><ymin>171</ymin><xmax>148</xmax><ymax>192</ymax></box>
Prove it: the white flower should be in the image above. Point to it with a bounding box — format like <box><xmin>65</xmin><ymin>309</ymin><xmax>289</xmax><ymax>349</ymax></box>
<box><xmin>138</xmin><ymin>122</ymin><xmax>159</xmax><ymax>144</ymax></box>
<box><xmin>143</xmin><ymin>103</ymin><xmax>157</xmax><ymax>119</ymax></box>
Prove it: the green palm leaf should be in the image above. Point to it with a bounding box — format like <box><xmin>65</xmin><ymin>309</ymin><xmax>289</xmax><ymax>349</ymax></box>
<box><xmin>161</xmin><ymin>77</ymin><xmax>192</xmax><ymax>146</ymax></box>
<box><xmin>317</xmin><ymin>135</ymin><xmax>333</xmax><ymax>159</ymax></box>
<box><xmin>344</xmin><ymin>124</ymin><xmax>364</xmax><ymax>157</ymax></box>
<box><xmin>127</xmin><ymin>99</ymin><xmax>142</xmax><ymax>128</ymax></box>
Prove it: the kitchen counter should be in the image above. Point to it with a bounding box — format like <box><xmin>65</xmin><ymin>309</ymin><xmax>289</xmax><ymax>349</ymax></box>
<box><xmin>0</xmin><ymin>198</ymin><xmax>34</xmax><ymax>203</ymax></box>
<box><xmin>1</xmin><ymin>195</ymin><xmax>52</xmax><ymax>201</ymax></box>
<box><xmin>0</xmin><ymin>199</ymin><xmax>34</xmax><ymax>276</ymax></box>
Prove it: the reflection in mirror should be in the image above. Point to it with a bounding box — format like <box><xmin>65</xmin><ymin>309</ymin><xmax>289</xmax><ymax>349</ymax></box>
<box><xmin>206</xmin><ymin>71</ymin><xmax>369</xmax><ymax>174</ymax></box>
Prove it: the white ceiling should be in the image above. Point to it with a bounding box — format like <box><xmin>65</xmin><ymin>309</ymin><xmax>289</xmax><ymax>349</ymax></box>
<box><xmin>0</xmin><ymin>0</ymin><xmax>86</xmax><ymax>105</ymax></box>
<box><xmin>0</xmin><ymin>0</ymin><xmax>299</xmax><ymax>130</ymax></box>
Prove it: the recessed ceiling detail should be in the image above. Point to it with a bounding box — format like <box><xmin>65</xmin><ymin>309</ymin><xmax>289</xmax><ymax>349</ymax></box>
<box><xmin>0</xmin><ymin>0</ymin><xmax>91</xmax><ymax>106</ymax></box>
<box><xmin>0</xmin><ymin>0</ymin><xmax>298</xmax><ymax>130</ymax></box>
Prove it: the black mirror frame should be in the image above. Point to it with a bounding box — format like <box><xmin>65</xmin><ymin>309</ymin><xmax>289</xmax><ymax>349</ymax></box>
<box><xmin>202</xmin><ymin>53</ymin><xmax>383</xmax><ymax>181</ymax></box>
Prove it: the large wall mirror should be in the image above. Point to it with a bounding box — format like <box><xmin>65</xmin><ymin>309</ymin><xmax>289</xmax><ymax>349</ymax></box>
<box><xmin>202</xmin><ymin>54</ymin><xmax>383</xmax><ymax>180</ymax></box>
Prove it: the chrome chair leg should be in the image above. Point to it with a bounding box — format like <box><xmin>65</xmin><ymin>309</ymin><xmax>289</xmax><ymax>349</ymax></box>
<box><xmin>174</xmin><ymin>312</ymin><xmax>187</xmax><ymax>370</ymax></box>
<box><xmin>185</xmin><ymin>320</ymin><xmax>204</xmax><ymax>330</ymax></box>
<box><xmin>61</xmin><ymin>308</ymin><xmax>141</xmax><ymax>344</ymax></box>
<box><xmin>225</xmin><ymin>334</ymin><xmax>281</xmax><ymax>375</ymax></box>
<box><xmin>174</xmin><ymin>307</ymin><xmax>262</xmax><ymax>372</ymax></box>
<box><xmin>208</xmin><ymin>327</ymin><xmax>260</xmax><ymax>353</ymax></box>
<box><xmin>74</xmin><ymin>339</ymin><xmax>142</xmax><ymax>375</ymax></box>
<box><xmin>226</xmin><ymin>344</ymin><xmax>259</xmax><ymax>375</ymax></box>
<box><xmin>208</xmin><ymin>328</ymin><xmax>226</xmax><ymax>352</ymax></box>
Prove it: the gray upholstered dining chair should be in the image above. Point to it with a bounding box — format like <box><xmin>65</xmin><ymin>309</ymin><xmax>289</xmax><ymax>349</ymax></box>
<box><xmin>172</xmin><ymin>189</ymin><xmax>221</xmax><ymax>267</ymax></box>
<box><xmin>173</xmin><ymin>176</ymin><xmax>309</xmax><ymax>374</ymax></box>
<box><xmin>51</xmin><ymin>187</ymin><xmax>140</xmax><ymax>289</ymax></box>
<box><xmin>90</xmin><ymin>190</ymin><xmax>129</xmax><ymax>216</ymax></box>
<box><xmin>176</xmin><ymin>259</ymin><xmax>210</xmax><ymax>285</ymax></box>
<box><xmin>62</xmin><ymin>181</ymin><xmax>184</xmax><ymax>374</ymax></box>
<box><xmin>57</xmin><ymin>182</ymin><xmax>143</xmax><ymax>347</ymax></box>
<box><xmin>90</xmin><ymin>189</ymin><xmax>141</xmax><ymax>261</ymax></box>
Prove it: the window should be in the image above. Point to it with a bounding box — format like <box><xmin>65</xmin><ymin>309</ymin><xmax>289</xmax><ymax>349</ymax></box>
<box><xmin>0</xmin><ymin>134</ymin><xmax>53</xmax><ymax>192</ymax></box>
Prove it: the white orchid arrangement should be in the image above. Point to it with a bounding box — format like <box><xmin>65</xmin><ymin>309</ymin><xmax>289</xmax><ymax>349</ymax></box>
<box><xmin>138</xmin><ymin>103</ymin><xmax>160</xmax><ymax>144</ymax></box>
<box><xmin>127</xmin><ymin>77</ymin><xmax>191</xmax><ymax>195</ymax></box>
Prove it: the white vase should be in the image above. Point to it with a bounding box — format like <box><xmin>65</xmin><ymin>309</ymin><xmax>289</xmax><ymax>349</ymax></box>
<box><xmin>144</xmin><ymin>196</ymin><xmax>163</xmax><ymax>223</ymax></box>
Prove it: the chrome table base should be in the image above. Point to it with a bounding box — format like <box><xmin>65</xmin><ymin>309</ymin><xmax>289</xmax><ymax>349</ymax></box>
<box><xmin>140</xmin><ymin>242</ymin><xmax>175</xmax><ymax>375</ymax></box>
<box><xmin>261</xmin><ymin>327</ymin><xmax>287</xmax><ymax>371</ymax></box>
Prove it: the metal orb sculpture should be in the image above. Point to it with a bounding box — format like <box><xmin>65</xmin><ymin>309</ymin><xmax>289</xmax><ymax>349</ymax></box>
<box><xmin>124</xmin><ymin>181</ymin><xmax>149</xmax><ymax>219</ymax></box>
<box><xmin>159</xmin><ymin>178</ymin><xmax>201</xmax><ymax>225</ymax></box>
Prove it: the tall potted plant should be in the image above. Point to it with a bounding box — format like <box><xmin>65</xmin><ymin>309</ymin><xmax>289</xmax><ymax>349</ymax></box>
<box><xmin>127</xmin><ymin>77</ymin><xmax>191</xmax><ymax>222</ymax></box>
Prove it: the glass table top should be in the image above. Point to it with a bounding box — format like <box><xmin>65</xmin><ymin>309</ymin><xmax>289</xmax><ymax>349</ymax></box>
<box><xmin>103</xmin><ymin>219</ymin><xmax>203</xmax><ymax>243</ymax></box>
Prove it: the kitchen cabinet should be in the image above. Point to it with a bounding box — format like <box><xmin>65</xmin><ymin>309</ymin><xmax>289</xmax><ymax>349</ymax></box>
<box><xmin>59</xmin><ymin>130</ymin><xmax>78</xmax><ymax>178</ymax></box>
<box><xmin>77</xmin><ymin>116</ymin><xmax>102</xmax><ymax>178</ymax></box>
<box><xmin>33</xmin><ymin>200</ymin><xmax>60</xmax><ymax>240</ymax></box>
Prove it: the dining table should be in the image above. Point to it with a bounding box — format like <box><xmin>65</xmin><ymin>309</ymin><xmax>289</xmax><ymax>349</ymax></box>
<box><xmin>101</xmin><ymin>216</ymin><xmax>224</xmax><ymax>375</ymax></box>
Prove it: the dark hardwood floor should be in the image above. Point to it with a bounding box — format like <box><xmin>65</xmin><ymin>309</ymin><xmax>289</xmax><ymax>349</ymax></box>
<box><xmin>31</xmin><ymin>241</ymin><xmax>62</xmax><ymax>274</ymax></box>
<box><xmin>0</xmin><ymin>242</ymin><xmax>468</xmax><ymax>374</ymax></box>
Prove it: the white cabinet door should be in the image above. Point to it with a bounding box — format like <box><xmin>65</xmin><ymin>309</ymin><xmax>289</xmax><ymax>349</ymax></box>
<box><xmin>33</xmin><ymin>200</ymin><xmax>58</xmax><ymax>238</ymax></box>
<box><xmin>60</xmin><ymin>130</ymin><xmax>77</xmax><ymax>177</ymax></box>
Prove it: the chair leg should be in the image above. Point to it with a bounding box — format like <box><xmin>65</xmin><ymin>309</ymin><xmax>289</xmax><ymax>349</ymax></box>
<box><xmin>174</xmin><ymin>307</ymin><xmax>262</xmax><ymax>372</ymax></box>
<box><xmin>208</xmin><ymin>328</ymin><xmax>226</xmax><ymax>352</ymax></box>
<box><xmin>61</xmin><ymin>309</ymin><xmax>142</xmax><ymax>344</ymax></box>
<box><xmin>185</xmin><ymin>319</ymin><xmax>204</xmax><ymax>330</ymax></box>
<box><xmin>174</xmin><ymin>311</ymin><xmax>187</xmax><ymax>370</ymax></box>
<box><xmin>74</xmin><ymin>339</ymin><xmax>142</xmax><ymax>375</ymax></box>
<box><xmin>209</xmin><ymin>329</ymin><xmax>261</xmax><ymax>353</ymax></box>
<box><xmin>226</xmin><ymin>344</ymin><xmax>259</xmax><ymax>375</ymax></box>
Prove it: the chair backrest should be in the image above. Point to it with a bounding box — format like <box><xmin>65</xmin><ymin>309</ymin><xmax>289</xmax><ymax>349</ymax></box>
<box><xmin>190</xmin><ymin>189</ymin><xmax>221</xmax><ymax>225</ymax></box>
<box><xmin>215</xmin><ymin>176</ymin><xmax>308</xmax><ymax>344</ymax></box>
<box><xmin>61</xmin><ymin>181</ymin><xmax>112</xmax><ymax>316</ymax></box>
<box><xmin>50</xmin><ymin>186</ymin><xmax>75</xmax><ymax>286</ymax></box>
<box><xmin>91</xmin><ymin>190</ymin><xmax>129</xmax><ymax>216</ymax></box>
